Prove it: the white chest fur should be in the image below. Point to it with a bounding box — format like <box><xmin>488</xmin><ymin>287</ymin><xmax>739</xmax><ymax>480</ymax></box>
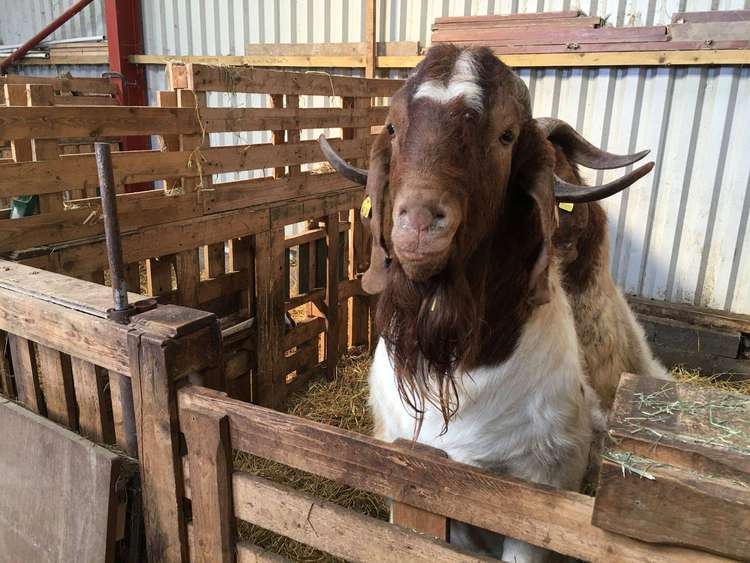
<box><xmin>368</xmin><ymin>276</ymin><xmax>601</xmax><ymax>488</ymax></box>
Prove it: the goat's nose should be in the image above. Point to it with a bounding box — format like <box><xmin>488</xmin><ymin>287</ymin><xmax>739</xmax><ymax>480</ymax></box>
<box><xmin>397</xmin><ymin>204</ymin><xmax>447</xmax><ymax>233</ymax></box>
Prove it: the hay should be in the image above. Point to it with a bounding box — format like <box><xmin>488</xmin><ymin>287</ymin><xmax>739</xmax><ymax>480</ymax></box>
<box><xmin>234</xmin><ymin>347</ymin><xmax>386</xmax><ymax>562</ymax></box>
<box><xmin>671</xmin><ymin>365</ymin><xmax>750</xmax><ymax>396</ymax></box>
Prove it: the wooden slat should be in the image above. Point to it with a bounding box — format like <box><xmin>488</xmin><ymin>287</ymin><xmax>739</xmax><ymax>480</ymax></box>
<box><xmin>434</xmin><ymin>16</ymin><xmax>603</xmax><ymax>29</ymax></box>
<box><xmin>236</xmin><ymin>542</ymin><xmax>291</xmax><ymax>562</ymax></box>
<box><xmin>377</xmin><ymin>50</ymin><xmax>750</xmax><ymax>68</ymax></box>
<box><xmin>245</xmin><ymin>41</ymin><xmax>419</xmax><ymax>56</ymax></box>
<box><xmin>108</xmin><ymin>371</ymin><xmax>138</xmax><ymax>456</ymax></box>
<box><xmin>254</xmin><ymin>228</ymin><xmax>287</xmax><ymax>407</ymax></box>
<box><xmin>432</xmin><ymin>25</ymin><xmax>668</xmax><ymax>45</ymax></box>
<box><xmin>7</xmin><ymin>334</ymin><xmax>45</xmax><ymax>414</ymax></box>
<box><xmin>182</xmin><ymin>408</ymin><xmax>234</xmax><ymax>563</ymax></box>
<box><xmin>0</xmin><ymin>137</ymin><xmax>370</xmax><ymax>198</ymax></box>
<box><xmin>433</xmin><ymin>11</ymin><xmax>585</xmax><ymax>24</ymax></box>
<box><xmin>627</xmin><ymin>295</ymin><xmax>750</xmax><ymax>334</ymax></box>
<box><xmin>0</xmin><ymin>332</ymin><xmax>13</xmax><ymax>397</ymax></box>
<box><xmin>71</xmin><ymin>357</ymin><xmax>115</xmax><ymax>443</ymax></box>
<box><xmin>178</xmin><ymin>386</ymin><xmax>731</xmax><ymax>563</ymax></box>
<box><xmin>4</xmin><ymin>85</ymin><xmax>33</xmax><ymax>171</ymax></box>
<box><xmin>672</xmin><ymin>9</ymin><xmax>750</xmax><ymax>24</ymax></box>
<box><xmin>35</xmin><ymin>344</ymin><xmax>76</xmax><ymax>428</ymax></box>
<box><xmin>0</xmin><ymin>74</ymin><xmax>116</xmax><ymax>96</ymax></box>
<box><xmin>135</xmin><ymin>54</ymin><xmax>365</xmax><ymax>67</ymax></box>
<box><xmin>186</xmin><ymin>63</ymin><xmax>403</xmax><ymax>97</ymax></box>
<box><xmin>176</xmin><ymin>249</ymin><xmax>201</xmax><ymax>307</ymax></box>
<box><xmin>52</xmin><ymin>95</ymin><xmax>117</xmax><ymax>106</ymax></box>
<box><xmin>324</xmin><ymin>214</ymin><xmax>339</xmax><ymax>381</ymax></box>
<box><xmin>230</xmin><ymin>472</ymin><xmax>497</xmax><ymax>563</ymax></box>
<box><xmin>283</xmin><ymin>316</ymin><xmax>326</xmax><ymax>349</ymax></box>
<box><xmin>365</xmin><ymin>0</ymin><xmax>376</xmax><ymax>78</ymax></box>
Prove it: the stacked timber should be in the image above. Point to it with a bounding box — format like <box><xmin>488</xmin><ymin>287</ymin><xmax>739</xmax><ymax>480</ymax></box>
<box><xmin>431</xmin><ymin>9</ymin><xmax>750</xmax><ymax>54</ymax></box>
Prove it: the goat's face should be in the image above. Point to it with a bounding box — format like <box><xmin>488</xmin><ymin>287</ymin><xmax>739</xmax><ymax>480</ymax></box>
<box><xmin>379</xmin><ymin>46</ymin><xmax>533</xmax><ymax>282</ymax></box>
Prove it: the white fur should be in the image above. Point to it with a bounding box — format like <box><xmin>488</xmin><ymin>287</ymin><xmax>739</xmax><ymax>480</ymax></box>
<box><xmin>369</xmin><ymin>265</ymin><xmax>602</xmax><ymax>561</ymax></box>
<box><xmin>413</xmin><ymin>51</ymin><xmax>484</xmax><ymax>112</ymax></box>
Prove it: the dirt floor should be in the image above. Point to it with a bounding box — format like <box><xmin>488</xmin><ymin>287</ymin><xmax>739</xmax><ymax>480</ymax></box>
<box><xmin>235</xmin><ymin>349</ymin><xmax>750</xmax><ymax>562</ymax></box>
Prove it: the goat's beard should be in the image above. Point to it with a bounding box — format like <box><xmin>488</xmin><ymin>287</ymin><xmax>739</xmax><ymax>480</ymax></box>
<box><xmin>375</xmin><ymin>256</ymin><xmax>483</xmax><ymax>435</ymax></box>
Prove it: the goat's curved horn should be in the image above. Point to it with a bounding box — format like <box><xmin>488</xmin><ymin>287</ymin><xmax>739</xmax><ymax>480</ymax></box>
<box><xmin>318</xmin><ymin>134</ymin><xmax>368</xmax><ymax>185</ymax></box>
<box><xmin>554</xmin><ymin>162</ymin><xmax>655</xmax><ymax>203</ymax></box>
<box><xmin>536</xmin><ymin>117</ymin><xmax>649</xmax><ymax>170</ymax></box>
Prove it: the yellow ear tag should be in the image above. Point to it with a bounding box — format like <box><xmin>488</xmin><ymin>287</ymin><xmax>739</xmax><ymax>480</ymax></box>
<box><xmin>360</xmin><ymin>196</ymin><xmax>372</xmax><ymax>219</ymax></box>
<box><xmin>558</xmin><ymin>202</ymin><xmax>575</xmax><ymax>213</ymax></box>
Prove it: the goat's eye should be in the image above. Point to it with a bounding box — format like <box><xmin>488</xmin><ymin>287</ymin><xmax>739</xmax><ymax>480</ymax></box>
<box><xmin>499</xmin><ymin>129</ymin><xmax>514</xmax><ymax>145</ymax></box>
<box><xmin>386</xmin><ymin>123</ymin><xmax>395</xmax><ymax>135</ymax></box>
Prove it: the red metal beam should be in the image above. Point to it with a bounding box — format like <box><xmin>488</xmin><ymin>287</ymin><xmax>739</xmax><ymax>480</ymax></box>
<box><xmin>0</xmin><ymin>0</ymin><xmax>97</xmax><ymax>73</ymax></box>
<box><xmin>104</xmin><ymin>0</ymin><xmax>151</xmax><ymax>192</ymax></box>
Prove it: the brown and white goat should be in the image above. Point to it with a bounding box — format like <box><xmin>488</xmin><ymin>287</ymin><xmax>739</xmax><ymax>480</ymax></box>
<box><xmin>321</xmin><ymin>44</ymin><xmax>654</xmax><ymax>561</ymax></box>
<box><xmin>539</xmin><ymin>120</ymin><xmax>670</xmax><ymax>411</ymax></box>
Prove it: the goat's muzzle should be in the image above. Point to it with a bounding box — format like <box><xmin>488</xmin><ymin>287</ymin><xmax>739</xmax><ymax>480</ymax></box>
<box><xmin>391</xmin><ymin>189</ymin><xmax>460</xmax><ymax>281</ymax></box>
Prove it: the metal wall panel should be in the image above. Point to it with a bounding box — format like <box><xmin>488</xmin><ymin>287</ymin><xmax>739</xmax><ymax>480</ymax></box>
<box><xmin>0</xmin><ymin>0</ymin><xmax>105</xmax><ymax>44</ymax></box>
<box><xmin>1</xmin><ymin>0</ymin><xmax>747</xmax><ymax>312</ymax></box>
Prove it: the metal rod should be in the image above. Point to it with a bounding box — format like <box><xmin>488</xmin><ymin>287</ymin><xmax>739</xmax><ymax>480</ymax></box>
<box><xmin>0</xmin><ymin>0</ymin><xmax>97</xmax><ymax>73</ymax></box>
<box><xmin>94</xmin><ymin>142</ymin><xmax>129</xmax><ymax>315</ymax></box>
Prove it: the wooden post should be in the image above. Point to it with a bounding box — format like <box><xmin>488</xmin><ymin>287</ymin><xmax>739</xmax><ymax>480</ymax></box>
<box><xmin>128</xmin><ymin>305</ymin><xmax>222</xmax><ymax>563</ymax></box>
<box><xmin>344</xmin><ymin>96</ymin><xmax>371</xmax><ymax>347</ymax></box>
<box><xmin>324</xmin><ymin>214</ymin><xmax>340</xmax><ymax>380</ymax></box>
<box><xmin>286</xmin><ymin>94</ymin><xmax>301</xmax><ymax>176</ymax></box>
<box><xmin>391</xmin><ymin>439</ymin><xmax>450</xmax><ymax>540</ymax></box>
<box><xmin>181</xmin><ymin>407</ymin><xmax>234</xmax><ymax>563</ymax></box>
<box><xmin>255</xmin><ymin>228</ymin><xmax>286</xmax><ymax>406</ymax></box>
<box><xmin>364</xmin><ymin>0</ymin><xmax>377</xmax><ymax>78</ymax></box>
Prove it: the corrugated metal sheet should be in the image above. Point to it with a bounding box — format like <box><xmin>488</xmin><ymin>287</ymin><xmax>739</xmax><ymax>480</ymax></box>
<box><xmin>0</xmin><ymin>0</ymin><xmax>105</xmax><ymax>44</ymax></box>
<box><xmin>1</xmin><ymin>0</ymin><xmax>747</xmax><ymax>312</ymax></box>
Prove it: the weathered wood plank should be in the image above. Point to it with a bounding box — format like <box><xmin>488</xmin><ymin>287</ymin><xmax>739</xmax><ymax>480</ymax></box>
<box><xmin>671</xmin><ymin>21</ymin><xmax>750</xmax><ymax>41</ymax></box>
<box><xmin>34</xmin><ymin>344</ymin><xmax>77</xmax><ymax>428</ymax></box>
<box><xmin>672</xmin><ymin>9</ymin><xmax>750</xmax><ymax>23</ymax></box>
<box><xmin>236</xmin><ymin>542</ymin><xmax>291</xmax><ymax>563</ymax></box>
<box><xmin>178</xmin><ymin>385</ymin><xmax>731</xmax><ymax>563</ymax></box>
<box><xmin>0</xmin><ymin>103</ymin><xmax>387</xmax><ymax>140</ymax></box>
<box><xmin>324</xmin><ymin>214</ymin><xmax>339</xmax><ymax>381</ymax></box>
<box><xmin>71</xmin><ymin>357</ymin><xmax>115</xmax><ymax>443</ymax></box>
<box><xmin>186</xmin><ymin>63</ymin><xmax>403</xmax><ymax>97</ymax></box>
<box><xmin>108</xmin><ymin>370</ymin><xmax>138</xmax><ymax>456</ymax></box>
<box><xmin>0</xmin><ymin>74</ymin><xmax>117</xmax><ymax>95</ymax></box>
<box><xmin>0</xmin><ymin>137</ymin><xmax>370</xmax><ymax>198</ymax></box>
<box><xmin>181</xmin><ymin>408</ymin><xmax>234</xmax><ymax>563</ymax></box>
<box><xmin>0</xmin><ymin>401</ymin><xmax>131</xmax><ymax>563</ymax></box>
<box><xmin>627</xmin><ymin>295</ymin><xmax>750</xmax><ymax>335</ymax></box>
<box><xmin>0</xmin><ymin>260</ymin><xmax>144</xmax><ymax>317</ymax></box>
<box><xmin>7</xmin><ymin>334</ymin><xmax>45</xmax><ymax>414</ymax></box>
<box><xmin>230</xmin><ymin>472</ymin><xmax>497</xmax><ymax>563</ymax></box>
<box><xmin>245</xmin><ymin>41</ymin><xmax>419</xmax><ymax>57</ymax></box>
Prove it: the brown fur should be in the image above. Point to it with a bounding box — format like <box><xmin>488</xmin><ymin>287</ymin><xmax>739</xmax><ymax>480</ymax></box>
<box><xmin>549</xmin><ymin>145</ymin><xmax>668</xmax><ymax>410</ymax></box>
<box><xmin>372</xmin><ymin>46</ymin><xmax>558</xmax><ymax>427</ymax></box>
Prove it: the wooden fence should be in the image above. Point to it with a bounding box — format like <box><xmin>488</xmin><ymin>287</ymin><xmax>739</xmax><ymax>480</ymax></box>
<box><xmin>0</xmin><ymin>64</ymin><xmax>400</xmax><ymax>407</ymax></box>
<box><xmin>0</xmin><ymin>260</ymin><xmax>732</xmax><ymax>563</ymax></box>
<box><xmin>0</xmin><ymin>74</ymin><xmax>119</xmax><ymax>211</ymax></box>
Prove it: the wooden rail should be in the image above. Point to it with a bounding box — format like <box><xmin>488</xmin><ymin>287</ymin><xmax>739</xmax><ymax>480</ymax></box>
<box><xmin>177</xmin><ymin>384</ymin><xmax>732</xmax><ymax>563</ymax></box>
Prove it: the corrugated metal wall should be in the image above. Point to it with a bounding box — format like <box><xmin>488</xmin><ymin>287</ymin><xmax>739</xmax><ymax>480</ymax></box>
<box><xmin>0</xmin><ymin>0</ymin><xmax>108</xmax><ymax>81</ymax></box>
<box><xmin>1</xmin><ymin>0</ymin><xmax>748</xmax><ymax>313</ymax></box>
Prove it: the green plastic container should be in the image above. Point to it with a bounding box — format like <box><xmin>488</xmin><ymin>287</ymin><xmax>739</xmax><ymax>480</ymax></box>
<box><xmin>10</xmin><ymin>195</ymin><xmax>38</xmax><ymax>219</ymax></box>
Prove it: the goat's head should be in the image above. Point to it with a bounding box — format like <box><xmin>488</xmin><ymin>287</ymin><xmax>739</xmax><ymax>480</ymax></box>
<box><xmin>320</xmin><ymin>45</ymin><xmax>653</xmax><ymax>426</ymax></box>
<box><xmin>322</xmin><ymin>45</ymin><xmax>652</xmax><ymax>295</ymax></box>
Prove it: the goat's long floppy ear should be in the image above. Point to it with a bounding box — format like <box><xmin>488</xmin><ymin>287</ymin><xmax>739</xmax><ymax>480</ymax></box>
<box><xmin>361</xmin><ymin>131</ymin><xmax>392</xmax><ymax>294</ymax></box>
<box><xmin>511</xmin><ymin>121</ymin><xmax>558</xmax><ymax>306</ymax></box>
<box><xmin>318</xmin><ymin>133</ymin><xmax>391</xmax><ymax>294</ymax></box>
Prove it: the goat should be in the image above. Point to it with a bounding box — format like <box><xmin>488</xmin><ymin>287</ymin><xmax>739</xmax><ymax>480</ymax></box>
<box><xmin>320</xmin><ymin>44</ymin><xmax>654</xmax><ymax>561</ymax></box>
<box><xmin>538</xmin><ymin>119</ymin><xmax>670</xmax><ymax>411</ymax></box>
